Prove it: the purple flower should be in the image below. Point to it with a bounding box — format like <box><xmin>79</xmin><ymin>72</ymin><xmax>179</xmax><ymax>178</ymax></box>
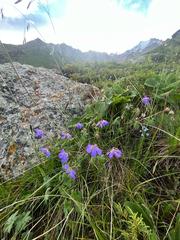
<box><xmin>61</xmin><ymin>132</ymin><xmax>72</xmax><ymax>139</ymax></box>
<box><xmin>107</xmin><ymin>148</ymin><xmax>122</xmax><ymax>159</ymax></box>
<box><xmin>34</xmin><ymin>128</ymin><xmax>44</xmax><ymax>139</ymax></box>
<box><xmin>62</xmin><ymin>164</ymin><xmax>76</xmax><ymax>180</ymax></box>
<box><xmin>96</xmin><ymin>120</ymin><xmax>109</xmax><ymax>128</ymax></box>
<box><xmin>62</xmin><ymin>163</ymin><xmax>70</xmax><ymax>172</ymax></box>
<box><xmin>142</xmin><ymin>96</ymin><xmax>151</xmax><ymax>105</ymax></box>
<box><xmin>58</xmin><ymin>149</ymin><xmax>69</xmax><ymax>164</ymax></box>
<box><xmin>68</xmin><ymin>169</ymin><xmax>76</xmax><ymax>180</ymax></box>
<box><xmin>39</xmin><ymin>147</ymin><xmax>51</xmax><ymax>157</ymax></box>
<box><xmin>75</xmin><ymin>122</ymin><xmax>84</xmax><ymax>130</ymax></box>
<box><xmin>86</xmin><ymin>144</ymin><xmax>102</xmax><ymax>158</ymax></box>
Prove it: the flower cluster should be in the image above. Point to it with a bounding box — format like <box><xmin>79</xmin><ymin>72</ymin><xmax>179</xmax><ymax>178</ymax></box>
<box><xmin>36</xmin><ymin>118</ymin><xmax>125</xmax><ymax>180</ymax></box>
<box><xmin>86</xmin><ymin>144</ymin><xmax>122</xmax><ymax>159</ymax></box>
<box><xmin>58</xmin><ymin>149</ymin><xmax>76</xmax><ymax>180</ymax></box>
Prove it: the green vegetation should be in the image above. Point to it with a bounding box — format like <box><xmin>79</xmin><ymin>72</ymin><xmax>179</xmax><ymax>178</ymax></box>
<box><xmin>60</xmin><ymin>31</ymin><xmax>180</xmax><ymax>87</ymax></box>
<box><xmin>1</xmin><ymin>29</ymin><xmax>180</xmax><ymax>71</ymax></box>
<box><xmin>0</xmin><ymin>62</ymin><xmax>179</xmax><ymax>239</ymax></box>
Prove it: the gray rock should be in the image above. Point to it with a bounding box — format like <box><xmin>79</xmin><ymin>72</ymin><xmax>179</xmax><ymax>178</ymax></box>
<box><xmin>0</xmin><ymin>62</ymin><xmax>101</xmax><ymax>180</ymax></box>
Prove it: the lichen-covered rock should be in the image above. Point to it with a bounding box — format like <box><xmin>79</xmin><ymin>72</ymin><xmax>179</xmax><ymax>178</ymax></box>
<box><xmin>0</xmin><ymin>62</ymin><xmax>100</xmax><ymax>180</ymax></box>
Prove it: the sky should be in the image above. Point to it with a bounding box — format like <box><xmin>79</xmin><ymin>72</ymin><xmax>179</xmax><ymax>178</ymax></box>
<box><xmin>0</xmin><ymin>0</ymin><xmax>180</xmax><ymax>53</ymax></box>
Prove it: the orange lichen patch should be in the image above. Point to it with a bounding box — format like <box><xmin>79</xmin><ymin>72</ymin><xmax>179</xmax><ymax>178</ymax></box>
<box><xmin>7</xmin><ymin>143</ymin><xmax>17</xmax><ymax>156</ymax></box>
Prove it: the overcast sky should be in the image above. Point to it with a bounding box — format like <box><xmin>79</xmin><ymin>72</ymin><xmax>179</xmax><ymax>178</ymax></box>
<box><xmin>0</xmin><ymin>0</ymin><xmax>180</xmax><ymax>53</ymax></box>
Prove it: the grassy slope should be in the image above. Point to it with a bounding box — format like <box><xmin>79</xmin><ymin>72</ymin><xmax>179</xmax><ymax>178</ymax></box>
<box><xmin>0</xmin><ymin>63</ymin><xmax>179</xmax><ymax>239</ymax></box>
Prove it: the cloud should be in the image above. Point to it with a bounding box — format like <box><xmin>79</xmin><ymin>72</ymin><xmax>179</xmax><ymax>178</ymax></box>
<box><xmin>1</xmin><ymin>13</ymin><xmax>48</xmax><ymax>30</ymax></box>
<box><xmin>0</xmin><ymin>0</ymin><xmax>180</xmax><ymax>53</ymax></box>
<box><xmin>40</xmin><ymin>0</ymin><xmax>151</xmax><ymax>52</ymax></box>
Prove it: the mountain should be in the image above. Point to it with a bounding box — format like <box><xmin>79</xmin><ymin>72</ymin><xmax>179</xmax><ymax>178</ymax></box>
<box><xmin>172</xmin><ymin>29</ymin><xmax>180</xmax><ymax>41</ymax></box>
<box><xmin>0</xmin><ymin>39</ymin><xmax>114</xmax><ymax>68</ymax></box>
<box><xmin>0</xmin><ymin>29</ymin><xmax>179</xmax><ymax>67</ymax></box>
<box><xmin>146</xmin><ymin>30</ymin><xmax>180</xmax><ymax>64</ymax></box>
<box><xmin>118</xmin><ymin>38</ymin><xmax>163</xmax><ymax>62</ymax></box>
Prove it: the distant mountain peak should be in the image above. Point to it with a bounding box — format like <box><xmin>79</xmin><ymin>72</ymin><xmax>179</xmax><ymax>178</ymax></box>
<box><xmin>172</xmin><ymin>29</ymin><xmax>180</xmax><ymax>40</ymax></box>
<box><xmin>25</xmin><ymin>38</ymin><xmax>45</xmax><ymax>46</ymax></box>
<box><xmin>131</xmin><ymin>38</ymin><xmax>163</xmax><ymax>53</ymax></box>
<box><xmin>118</xmin><ymin>37</ymin><xmax>163</xmax><ymax>62</ymax></box>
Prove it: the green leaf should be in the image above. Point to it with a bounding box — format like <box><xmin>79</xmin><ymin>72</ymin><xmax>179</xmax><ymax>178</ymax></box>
<box><xmin>44</xmin><ymin>187</ymin><xmax>51</xmax><ymax>204</ymax></box>
<box><xmin>149</xmin><ymin>231</ymin><xmax>159</xmax><ymax>240</ymax></box>
<box><xmin>144</xmin><ymin>78</ymin><xmax>160</xmax><ymax>88</ymax></box>
<box><xmin>174</xmin><ymin>214</ymin><xmax>180</xmax><ymax>240</ymax></box>
<box><xmin>4</xmin><ymin>211</ymin><xmax>19</xmax><ymax>233</ymax></box>
<box><xmin>111</xmin><ymin>95</ymin><xmax>130</xmax><ymax>105</ymax></box>
<box><xmin>63</xmin><ymin>199</ymin><xmax>73</xmax><ymax>217</ymax></box>
<box><xmin>125</xmin><ymin>201</ymin><xmax>155</xmax><ymax>230</ymax></box>
<box><xmin>15</xmin><ymin>211</ymin><xmax>32</xmax><ymax>233</ymax></box>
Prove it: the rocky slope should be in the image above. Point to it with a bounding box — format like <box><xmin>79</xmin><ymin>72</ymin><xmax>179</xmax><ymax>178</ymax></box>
<box><xmin>118</xmin><ymin>38</ymin><xmax>163</xmax><ymax>62</ymax></box>
<box><xmin>0</xmin><ymin>62</ymin><xmax>100</xmax><ymax>180</ymax></box>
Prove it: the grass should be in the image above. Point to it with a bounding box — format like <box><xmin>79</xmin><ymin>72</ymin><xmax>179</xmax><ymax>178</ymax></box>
<box><xmin>0</xmin><ymin>74</ymin><xmax>179</xmax><ymax>239</ymax></box>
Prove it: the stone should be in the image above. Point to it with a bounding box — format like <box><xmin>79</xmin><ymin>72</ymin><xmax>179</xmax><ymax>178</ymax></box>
<box><xmin>0</xmin><ymin>62</ymin><xmax>101</xmax><ymax>180</ymax></box>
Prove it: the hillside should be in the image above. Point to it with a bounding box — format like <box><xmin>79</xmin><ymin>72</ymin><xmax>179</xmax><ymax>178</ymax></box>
<box><xmin>146</xmin><ymin>29</ymin><xmax>180</xmax><ymax>64</ymax></box>
<box><xmin>2</xmin><ymin>30</ymin><xmax>180</xmax><ymax>68</ymax></box>
<box><xmin>0</xmin><ymin>58</ymin><xmax>179</xmax><ymax>239</ymax></box>
<box><xmin>0</xmin><ymin>26</ymin><xmax>180</xmax><ymax>240</ymax></box>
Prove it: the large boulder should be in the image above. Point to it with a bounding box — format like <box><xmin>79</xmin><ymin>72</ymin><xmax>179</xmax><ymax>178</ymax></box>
<box><xmin>0</xmin><ymin>62</ymin><xmax>100</xmax><ymax>180</ymax></box>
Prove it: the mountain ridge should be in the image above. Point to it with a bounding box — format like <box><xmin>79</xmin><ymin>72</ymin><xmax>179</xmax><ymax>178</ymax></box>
<box><xmin>0</xmin><ymin>29</ymin><xmax>179</xmax><ymax>67</ymax></box>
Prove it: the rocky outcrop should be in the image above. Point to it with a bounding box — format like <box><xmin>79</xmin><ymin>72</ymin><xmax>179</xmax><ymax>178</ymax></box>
<box><xmin>0</xmin><ymin>62</ymin><xmax>100</xmax><ymax>180</ymax></box>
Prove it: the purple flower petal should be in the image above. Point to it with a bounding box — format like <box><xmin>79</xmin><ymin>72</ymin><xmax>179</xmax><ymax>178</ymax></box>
<box><xmin>91</xmin><ymin>148</ymin><xmax>98</xmax><ymax>157</ymax></box>
<box><xmin>107</xmin><ymin>148</ymin><xmax>122</xmax><ymax>159</ymax></box>
<box><xmin>142</xmin><ymin>96</ymin><xmax>151</xmax><ymax>105</ymax></box>
<box><xmin>96</xmin><ymin>147</ymin><xmax>102</xmax><ymax>156</ymax></box>
<box><xmin>96</xmin><ymin>120</ymin><xmax>109</xmax><ymax>128</ymax></box>
<box><xmin>114</xmin><ymin>149</ymin><xmax>122</xmax><ymax>158</ymax></box>
<box><xmin>61</xmin><ymin>132</ymin><xmax>72</xmax><ymax>139</ymax></box>
<box><xmin>86</xmin><ymin>144</ymin><xmax>102</xmax><ymax>158</ymax></box>
<box><xmin>75</xmin><ymin>122</ymin><xmax>84</xmax><ymax>130</ymax></box>
<box><xmin>68</xmin><ymin>169</ymin><xmax>76</xmax><ymax>180</ymax></box>
<box><xmin>107</xmin><ymin>151</ymin><xmax>114</xmax><ymax>159</ymax></box>
<box><xmin>34</xmin><ymin>128</ymin><xmax>44</xmax><ymax>139</ymax></box>
<box><xmin>58</xmin><ymin>149</ymin><xmax>69</xmax><ymax>164</ymax></box>
<box><xmin>62</xmin><ymin>163</ymin><xmax>70</xmax><ymax>172</ymax></box>
<box><xmin>86</xmin><ymin>144</ymin><xmax>92</xmax><ymax>154</ymax></box>
<box><xmin>39</xmin><ymin>147</ymin><xmax>51</xmax><ymax>157</ymax></box>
